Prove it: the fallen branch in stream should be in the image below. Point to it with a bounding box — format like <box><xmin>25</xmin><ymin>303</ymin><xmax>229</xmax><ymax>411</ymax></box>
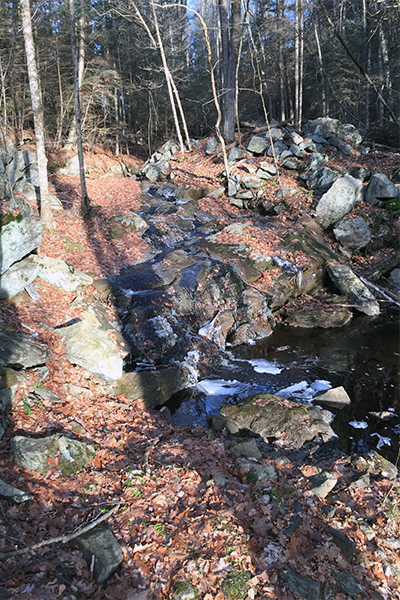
<box><xmin>359</xmin><ymin>275</ymin><xmax>400</xmax><ymax>308</ymax></box>
<box><xmin>0</xmin><ymin>503</ymin><xmax>122</xmax><ymax>561</ymax></box>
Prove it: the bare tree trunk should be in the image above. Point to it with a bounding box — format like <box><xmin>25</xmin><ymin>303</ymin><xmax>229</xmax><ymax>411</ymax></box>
<box><xmin>362</xmin><ymin>0</ymin><xmax>370</xmax><ymax>130</ymax></box>
<box><xmin>294</xmin><ymin>0</ymin><xmax>303</xmax><ymax>129</ymax></box>
<box><xmin>313</xmin><ymin>12</ymin><xmax>327</xmax><ymax>115</ymax></box>
<box><xmin>378</xmin><ymin>22</ymin><xmax>390</xmax><ymax>124</ymax></box>
<box><xmin>66</xmin><ymin>0</ymin><xmax>85</xmax><ymax>148</ymax></box>
<box><xmin>218</xmin><ymin>0</ymin><xmax>241</xmax><ymax>142</ymax></box>
<box><xmin>151</xmin><ymin>2</ymin><xmax>184</xmax><ymax>152</ymax></box>
<box><xmin>69</xmin><ymin>0</ymin><xmax>89</xmax><ymax>216</ymax></box>
<box><xmin>277</xmin><ymin>0</ymin><xmax>286</xmax><ymax>121</ymax></box>
<box><xmin>20</xmin><ymin>0</ymin><xmax>54</xmax><ymax>228</ymax></box>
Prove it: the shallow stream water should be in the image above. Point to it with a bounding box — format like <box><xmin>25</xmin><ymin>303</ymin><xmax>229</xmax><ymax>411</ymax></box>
<box><xmin>172</xmin><ymin>308</ymin><xmax>400</xmax><ymax>462</ymax></box>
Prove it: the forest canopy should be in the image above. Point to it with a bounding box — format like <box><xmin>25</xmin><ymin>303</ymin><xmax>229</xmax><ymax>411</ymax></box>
<box><xmin>1</xmin><ymin>0</ymin><xmax>399</xmax><ymax>154</ymax></box>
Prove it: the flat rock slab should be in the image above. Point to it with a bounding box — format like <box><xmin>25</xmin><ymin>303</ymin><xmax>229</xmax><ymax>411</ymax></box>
<box><xmin>334</xmin><ymin>572</ymin><xmax>362</xmax><ymax>598</ymax></box>
<box><xmin>308</xmin><ymin>471</ymin><xmax>338</xmax><ymax>498</ymax></box>
<box><xmin>327</xmin><ymin>261</ymin><xmax>380</xmax><ymax>316</ymax></box>
<box><xmin>0</xmin><ymin>258</ymin><xmax>40</xmax><ymax>299</ymax></box>
<box><xmin>285</xmin><ymin>308</ymin><xmax>353</xmax><ymax>328</ymax></box>
<box><xmin>75</xmin><ymin>525</ymin><xmax>123</xmax><ymax>583</ymax></box>
<box><xmin>313</xmin><ymin>386</ymin><xmax>351</xmax><ymax>409</ymax></box>
<box><xmin>221</xmin><ymin>393</ymin><xmax>337</xmax><ymax>449</ymax></box>
<box><xmin>0</xmin><ymin>479</ymin><xmax>31</xmax><ymax>503</ymax></box>
<box><xmin>279</xmin><ymin>566</ymin><xmax>321</xmax><ymax>600</ymax></box>
<box><xmin>0</xmin><ymin>331</ymin><xmax>49</xmax><ymax>369</ymax></box>
<box><xmin>326</xmin><ymin>526</ymin><xmax>356</xmax><ymax>561</ymax></box>
<box><xmin>1</xmin><ymin>213</ymin><xmax>43</xmax><ymax>274</ymax></box>
<box><xmin>61</xmin><ymin>319</ymin><xmax>126</xmax><ymax>381</ymax></box>
<box><xmin>30</xmin><ymin>255</ymin><xmax>93</xmax><ymax>292</ymax></box>
<box><xmin>11</xmin><ymin>434</ymin><xmax>96</xmax><ymax>476</ymax></box>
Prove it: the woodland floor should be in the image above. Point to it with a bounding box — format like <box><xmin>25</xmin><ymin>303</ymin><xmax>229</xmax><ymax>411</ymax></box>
<box><xmin>0</xmin><ymin>140</ymin><xmax>399</xmax><ymax>599</ymax></box>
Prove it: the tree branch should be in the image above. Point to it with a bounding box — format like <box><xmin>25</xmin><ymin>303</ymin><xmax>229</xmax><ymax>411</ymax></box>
<box><xmin>0</xmin><ymin>503</ymin><xmax>122</xmax><ymax>562</ymax></box>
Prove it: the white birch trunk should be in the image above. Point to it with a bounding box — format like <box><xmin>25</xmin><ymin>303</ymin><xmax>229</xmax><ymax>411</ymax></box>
<box><xmin>20</xmin><ymin>0</ymin><xmax>53</xmax><ymax>228</ymax></box>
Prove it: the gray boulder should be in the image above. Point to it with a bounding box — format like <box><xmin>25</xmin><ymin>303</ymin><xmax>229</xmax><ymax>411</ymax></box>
<box><xmin>221</xmin><ymin>393</ymin><xmax>337</xmax><ymax>449</ymax></box>
<box><xmin>303</xmin><ymin>152</ymin><xmax>328</xmax><ymax>172</ymax></box>
<box><xmin>57</xmin><ymin>155</ymin><xmax>82</xmax><ymax>176</ymax></box>
<box><xmin>315</xmin><ymin>175</ymin><xmax>362</xmax><ymax>229</ymax></box>
<box><xmin>333</xmin><ymin>216</ymin><xmax>371</xmax><ymax>251</ymax></box>
<box><xmin>303</xmin><ymin>117</ymin><xmax>343</xmax><ymax>140</ymax></box>
<box><xmin>365</xmin><ymin>173</ymin><xmax>399</xmax><ymax>205</ymax></box>
<box><xmin>240</xmin><ymin>174</ymin><xmax>262</xmax><ymax>189</ymax></box>
<box><xmin>306</xmin><ymin>166</ymin><xmax>341</xmax><ymax>195</ymax></box>
<box><xmin>0</xmin><ymin>331</ymin><xmax>49</xmax><ymax>368</ymax></box>
<box><xmin>259</xmin><ymin>161</ymin><xmax>277</xmax><ymax>175</ymax></box>
<box><xmin>116</xmin><ymin>366</ymin><xmax>186</xmax><ymax>408</ymax></box>
<box><xmin>31</xmin><ymin>255</ymin><xmax>93</xmax><ymax>292</ymax></box>
<box><xmin>76</xmin><ymin>525</ymin><xmax>123</xmax><ymax>583</ymax></box>
<box><xmin>267</xmin><ymin>139</ymin><xmax>287</xmax><ymax>158</ymax></box>
<box><xmin>11</xmin><ymin>434</ymin><xmax>96</xmax><ymax>476</ymax></box>
<box><xmin>327</xmin><ymin>262</ymin><xmax>380</xmax><ymax>316</ymax></box>
<box><xmin>247</xmin><ymin>136</ymin><xmax>269</xmax><ymax>154</ymax></box>
<box><xmin>228</xmin><ymin>146</ymin><xmax>250</xmax><ymax>163</ymax></box>
<box><xmin>205</xmin><ymin>137</ymin><xmax>218</xmax><ymax>154</ymax></box>
<box><xmin>1</xmin><ymin>212</ymin><xmax>43</xmax><ymax>274</ymax></box>
<box><xmin>0</xmin><ymin>258</ymin><xmax>40</xmax><ymax>299</ymax></box>
<box><xmin>61</xmin><ymin>319</ymin><xmax>128</xmax><ymax>381</ymax></box>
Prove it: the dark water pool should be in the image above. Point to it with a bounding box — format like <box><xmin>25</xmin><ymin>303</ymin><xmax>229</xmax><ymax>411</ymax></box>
<box><xmin>173</xmin><ymin>309</ymin><xmax>400</xmax><ymax>462</ymax></box>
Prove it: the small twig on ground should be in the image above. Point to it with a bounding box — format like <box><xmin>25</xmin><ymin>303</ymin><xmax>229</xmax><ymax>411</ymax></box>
<box><xmin>0</xmin><ymin>502</ymin><xmax>122</xmax><ymax>562</ymax></box>
<box><xmin>143</xmin><ymin>435</ymin><xmax>162</xmax><ymax>475</ymax></box>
